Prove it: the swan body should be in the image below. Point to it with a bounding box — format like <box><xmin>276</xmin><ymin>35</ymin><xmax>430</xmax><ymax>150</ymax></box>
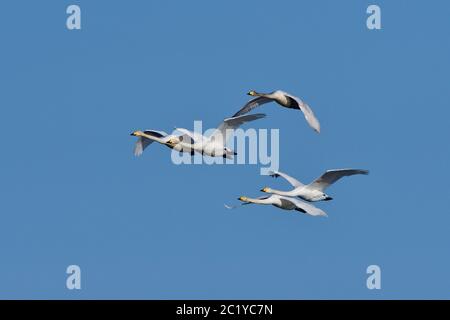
<box><xmin>173</xmin><ymin>113</ymin><xmax>266</xmax><ymax>159</ymax></box>
<box><xmin>236</xmin><ymin>194</ymin><xmax>327</xmax><ymax>217</ymax></box>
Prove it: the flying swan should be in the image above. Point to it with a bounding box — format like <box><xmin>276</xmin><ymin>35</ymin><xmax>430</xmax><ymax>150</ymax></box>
<box><xmin>174</xmin><ymin>113</ymin><xmax>266</xmax><ymax>159</ymax></box>
<box><xmin>228</xmin><ymin>194</ymin><xmax>327</xmax><ymax>217</ymax></box>
<box><xmin>131</xmin><ymin>113</ymin><xmax>265</xmax><ymax>158</ymax></box>
<box><xmin>261</xmin><ymin>169</ymin><xmax>369</xmax><ymax>202</ymax></box>
<box><xmin>232</xmin><ymin>90</ymin><xmax>321</xmax><ymax>133</ymax></box>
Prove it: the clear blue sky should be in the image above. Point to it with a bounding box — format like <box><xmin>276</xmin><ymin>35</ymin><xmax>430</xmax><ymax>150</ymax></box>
<box><xmin>1</xmin><ymin>0</ymin><xmax>449</xmax><ymax>299</ymax></box>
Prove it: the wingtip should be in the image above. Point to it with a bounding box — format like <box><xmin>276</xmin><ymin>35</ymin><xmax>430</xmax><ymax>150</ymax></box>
<box><xmin>314</xmin><ymin>124</ymin><xmax>321</xmax><ymax>133</ymax></box>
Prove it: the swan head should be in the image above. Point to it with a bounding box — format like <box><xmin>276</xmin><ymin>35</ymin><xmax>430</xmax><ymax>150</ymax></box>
<box><xmin>247</xmin><ymin>90</ymin><xmax>257</xmax><ymax>96</ymax></box>
<box><xmin>260</xmin><ymin>187</ymin><xmax>271</xmax><ymax>193</ymax></box>
<box><xmin>238</xmin><ymin>196</ymin><xmax>249</xmax><ymax>202</ymax></box>
<box><xmin>130</xmin><ymin>130</ymin><xmax>143</xmax><ymax>137</ymax></box>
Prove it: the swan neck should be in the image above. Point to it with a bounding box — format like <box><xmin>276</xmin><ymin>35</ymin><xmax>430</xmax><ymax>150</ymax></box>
<box><xmin>269</xmin><ymin>189</ymin><xmax>294</xmax><ymax>196</ymax></box>
<box><xmin>247</xmin><ymin>197</ymin><xmax>271</xmax><ymax>204</ymax></box>
<box><xmin>254</xmin><ymin>91</ymin><xmax>269</xmax><ymax>97</ymax></box>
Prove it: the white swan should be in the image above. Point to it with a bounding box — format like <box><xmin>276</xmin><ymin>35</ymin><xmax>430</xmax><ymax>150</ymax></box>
<box><xmin>174</xmin><ymin>113</ymin><xmax>266</xmax><ymax>159</ymax></box>
<box><xmin>261</xmin><ymin>169</ymin><xmax>369</xmax><ymax>202</ymax></box>
<box><xmin>232</xmin><ymin>90</ymin><xmax>320</xmax><ymax>133</ymax></box>
<box><xmin>232</xmin><ymin>194</ymin><xmax>327</xmax><ymax>217</ymax></box>
<box><xmin>130</xmin><ymin>130</ymin><xmax>194</xmax><ymax>156</ymax></box>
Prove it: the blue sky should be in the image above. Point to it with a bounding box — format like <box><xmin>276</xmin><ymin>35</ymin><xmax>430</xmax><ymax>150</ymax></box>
<box><xmin>0</xmin><ymin>0</ymin><xmax>449</xmax><ymax>299</ymax></box>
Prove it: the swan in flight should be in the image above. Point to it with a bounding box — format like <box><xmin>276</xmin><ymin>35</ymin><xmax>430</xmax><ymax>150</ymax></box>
<box><xmin>261</xmin><ymin>169</ymin><xmax>369</xmax><ymax>202</ymax></box>
<box><xmin>232</xmin><ymin>90</ymin><xmax>321</xmax><ymax>133</ymax></box>
<box><xmin>174</xmin><ymin>113</ymin><xmax>266</xmax><ymax>159</ymax></box>
<box><xmin>130</xmin><ymin>130</ymin><xmax>195</xmax><ymax>156</ymax></box>
<box><xmin>230</xmin><ymin>194</ymin><xmax>327</xmax><ymax>217</ymax></box>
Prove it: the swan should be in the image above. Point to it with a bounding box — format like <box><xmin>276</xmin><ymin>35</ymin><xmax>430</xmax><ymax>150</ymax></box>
<box><xmin>261</xmin><ymin>169</ymin><xmax>369</xmax><ymax>202</ymax></box>
<box><xmin>232</xmin><ymin>90</ymin><xmax>321</xmax><ymax>133</ymax></box>
<box><xmin>130</xmin><ymin>130</ymin><xmax>195</xmax><ymax>156</ymax></box>
<box><xmin>174</xmin><ymin>113</ymin><xmax>266</xmax><ymax>159</ymax></box>
<box><xmin>231</xmin><ymin>194</ymin><xmax>327</xmax><ymax>217</ymax></box>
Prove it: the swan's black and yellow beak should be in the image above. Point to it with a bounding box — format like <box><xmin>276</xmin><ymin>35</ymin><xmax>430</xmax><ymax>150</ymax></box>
<box><xmin>130</xmin><ymin>132</ymin><xmax>137</xmax><ymax>136</ymax></box>
<box><xmin>247</xmin><ymin>90</ymin><xmax>256</xmax><ymax>96</ymax></box>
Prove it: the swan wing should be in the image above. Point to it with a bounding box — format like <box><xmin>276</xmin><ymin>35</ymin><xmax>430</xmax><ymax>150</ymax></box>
<box><xmin>278</xmin><ymin>196</ymin><xmax>327</xmax><ymax>217</ymax></box>
<box><xmin>269</xmin><ymin>170</ymin><xmax>304</xmax><ymax>188</ymax></box>
<box><xmin>283</xmin><ymin>92</ymin><xmax>321</xmax><ymax>133</ymax></box>
<box><xmin>133</xmin><ymin>130</ymin><xmax>167</xmax><ymax>156</ymax></box>
<box><xmin>209</xmin><ymin>113</ymin><xmax>266</xmax><ymax>147</ymax></box>
<box><xmin>308</xmin><ymin>169</ymin><xmax>369</xmax><ymax>191</ymax></box>
<box><xmin>232</xmin><ymin>96</ymin><xmax>273</xmax><ymax>117</ymax></box>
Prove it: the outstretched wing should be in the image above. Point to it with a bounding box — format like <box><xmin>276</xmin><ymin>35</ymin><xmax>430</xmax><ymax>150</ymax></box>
<box><xmin>278</xmin><ymin>196</ymin><xmax>328</xmax><ymax>217</ymax></box>
<box><xmin>133</xmin><ymin>130</ymin><xmax>167</xmax><ymax>156</ymax></box>
<box><xmin>308</xmin><ymin>169</ymin><xmax>369</xmax><ymax>191</ymax></box>
<box><xmin>283</xmin><ymin>92</ymin><xmax>321</xmax><ymax>134</ymax></box>
<box><xmin>209</xmin><ymin>113</ymin><xmax>266</xmax><ymax>147</ymax></box>
<box><xmin>269</xmin><ymin>170</ymin><xmax>304</xmax><ymax>188</ymax></box>
<box><xmin>232</xmin><ymin>97</ymin><xmax>273</xmax><ymax>117</ymax></box>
